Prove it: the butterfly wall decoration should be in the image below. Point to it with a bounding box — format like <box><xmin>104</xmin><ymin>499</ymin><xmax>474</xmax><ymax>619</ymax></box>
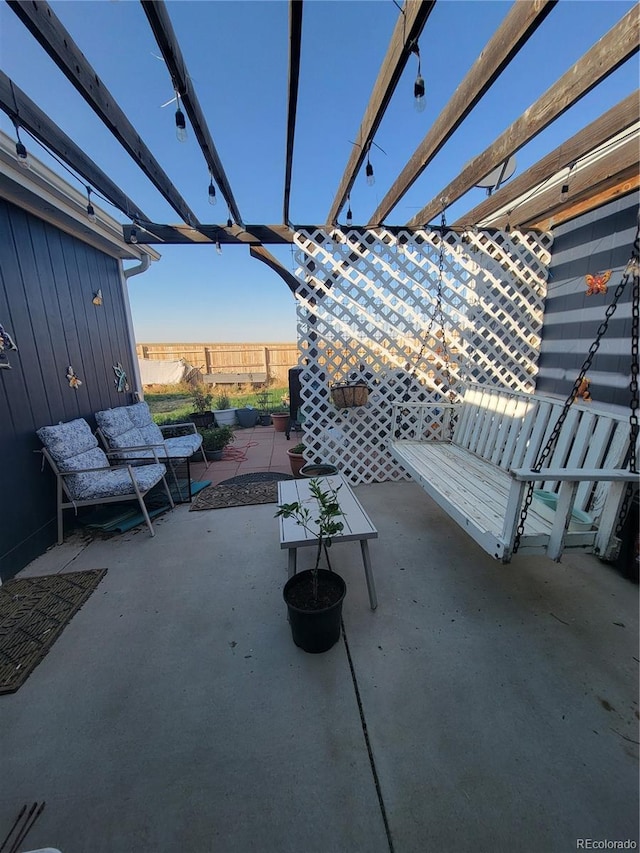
<box><xmin>585</xmin><ymin>270</ymin><xmax>611</xmax><ymax>296</ymax></box>
<box><xmin>66</xmin><ymin>366</ymin><xmax>83</xmax><ymax>389</ymax></box>
<box><xmin>92</xmin><ymin>289</ymin><xmax>103</xmax><ymax>306</ymax></box>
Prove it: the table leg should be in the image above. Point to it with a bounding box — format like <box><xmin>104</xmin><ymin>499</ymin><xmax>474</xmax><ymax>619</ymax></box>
<box><xmin>287</xmin><ymin>548</ymin><xmax>297</xmax><ymax>578</ymax></box>
<box><xmin>360</xmin><ymin>540</ymin><xmax>378</xmax><ymax>611</ymax></box>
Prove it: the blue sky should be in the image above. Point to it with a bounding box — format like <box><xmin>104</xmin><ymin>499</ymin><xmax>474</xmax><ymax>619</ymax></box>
<box><xmin>1</xmin><ymin>0</ymin><xmax>637</xmax><ymax>343</ymax></box>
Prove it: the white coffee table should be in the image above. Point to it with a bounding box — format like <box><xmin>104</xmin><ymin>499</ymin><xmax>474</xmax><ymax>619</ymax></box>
<box><xmin>277</xmin><ymin>475</ymin><xmax>378</xmax><ymax>610</ymax></box>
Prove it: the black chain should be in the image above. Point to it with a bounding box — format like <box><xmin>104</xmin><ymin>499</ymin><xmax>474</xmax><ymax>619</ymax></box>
<box><xmin>513</xmin><ymin>223</ymin><xmax>640</xmax><ymax>554</ymax></box>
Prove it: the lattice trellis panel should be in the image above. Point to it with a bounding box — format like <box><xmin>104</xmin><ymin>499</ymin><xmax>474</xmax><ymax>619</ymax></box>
<box><xmin>293</xmin><ymin>227</ymin><xmax>552</xmax><ymax>485</ymax></box>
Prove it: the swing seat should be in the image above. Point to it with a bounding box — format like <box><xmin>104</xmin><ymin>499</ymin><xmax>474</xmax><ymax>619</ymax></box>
<box><xmin>389</xmin><ymin>383</ymin><xmax>638</xmax><ymax>563</ymax></box>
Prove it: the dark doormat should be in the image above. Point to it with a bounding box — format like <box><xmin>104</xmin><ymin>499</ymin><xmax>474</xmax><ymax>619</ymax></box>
<box><xmin>190</xmin><ymin>472</ymin><xmax>294</xmax><ymax>511</ymax></box>
<box><xmin>0</xmin><ymin>569</ymin><xmax>107</xmax><ymax>695</ymax></box>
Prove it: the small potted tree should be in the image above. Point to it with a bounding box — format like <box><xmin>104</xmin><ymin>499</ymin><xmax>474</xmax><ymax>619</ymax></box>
<box><xmin>256</xmin><ymin>388</ymin><xmax>272</xmax><ymax>426</ymax></box>
<box><xmin>199</xmin><ymin>425</ymin><xmax>235</xmax><ymax>461</ymax></box>
<box><xmin>189</xmin><ymin>385</ymin><xmax>214</xmax><ymax>428</ymax></box>
<box><xmin>275</xmin><ymin>478</ymin><xmax>347</xmax><ymax>653</ymax></box>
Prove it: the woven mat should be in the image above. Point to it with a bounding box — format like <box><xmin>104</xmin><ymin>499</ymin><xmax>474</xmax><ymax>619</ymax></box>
<box><xmin>190</xmin><ymin>472</ymin><xmax>294</xmax><ymax>511</ymax></box>
<box><xmin>0</xmin><ymin>569</ymin><xmax>107</xmax><ymax>695</ymax></box>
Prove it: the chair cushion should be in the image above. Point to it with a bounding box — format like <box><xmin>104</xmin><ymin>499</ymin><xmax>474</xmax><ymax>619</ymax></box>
<box><xmin>37</xmin><ymin>419</ymin><xmax>109</xmax><ymax>473</ymax></box>
<box><xmin>69</xmin><ymin>462</ymin><xmax>167</xmax><ymax>501</ymax></box>
<box><xmin>96</xmin><ymin>402</ymin><xmax>165</xmax><ymax>454</ymax></box>
<box><xmin>164</xmin><ymin>434</ymin><xmax>203</xmax><ymax>458</ymax></box>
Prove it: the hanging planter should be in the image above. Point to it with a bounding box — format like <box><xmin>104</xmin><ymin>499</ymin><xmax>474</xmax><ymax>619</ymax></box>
<box><xmin>330</xmin><ymin>382</ymin><xmax>369</xmax><ymax>409</ymax></box>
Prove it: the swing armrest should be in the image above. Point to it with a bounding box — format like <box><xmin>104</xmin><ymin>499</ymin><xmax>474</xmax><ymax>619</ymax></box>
<box><xmin>510</xmin><ymin>468</ymin><xmax>638</xmax><ymax>482</ymax></box>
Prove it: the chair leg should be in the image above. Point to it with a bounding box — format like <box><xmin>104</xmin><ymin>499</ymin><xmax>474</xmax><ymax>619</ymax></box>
<box><xmin>160</xmin><ymin>474</ymin><xmax>175</xmax><ymax>509</ymax></box>
<box><xmin>57</xmin><ymin>477</ymin><xmax>64</xmax><ymax>545</ymax></box>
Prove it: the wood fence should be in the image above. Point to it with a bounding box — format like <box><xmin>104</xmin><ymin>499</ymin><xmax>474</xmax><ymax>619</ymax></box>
<box><xmin>136</xmin><ymin>342</ymin><xmax>299</xmax><ymax>384</ymax></box>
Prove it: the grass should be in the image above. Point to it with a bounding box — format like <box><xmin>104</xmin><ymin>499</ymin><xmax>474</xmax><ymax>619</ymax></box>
<box><xmin>144</xmin><ymin>383</ymin><xmax>290</xmax><ymax>424</ymax></box>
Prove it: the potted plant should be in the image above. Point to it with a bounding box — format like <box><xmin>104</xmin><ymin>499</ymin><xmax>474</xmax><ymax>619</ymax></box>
<box><xmin>213</xmin><ymin>391</ymin><xmax>237</xmax><ymax>427</ymax></box>
<box><xmin>287</xmin><ymin>442</ymin><xmax>306</xmax><ymax>477</ymax></box>
<box><xmin>256</xmin><ymin>388</ymin><xmax>272</xmax><ymax>425</ymax></box>
<box><xmin>199</xmin><ymin>425</ymin><xmax>235</xmax><ymax>461</ymax></box>
<box><xmin>275</xmin><ymin>478</ymin><xmax>347</xmax><ymax>653</ymax></box>
<box><xmin>189</xmin><ymin>385</ymin><xmax>214</xmax><ymax>428</ymax></box>
<box><xmin>330</xmin><ymin>380</ymin><xmax>369</xmax><ymax>409</ymax></box>
<box><xmin>236</xmin><ymin>405</ymin><xmax>259</xmax><ymax>428</ymax></box>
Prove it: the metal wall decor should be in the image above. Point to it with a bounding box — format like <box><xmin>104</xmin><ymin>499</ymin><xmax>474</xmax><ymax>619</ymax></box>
<box><xmin>0</xmin><ymin>322</ymin><xmax>18</xmax><ymax>369</ymax></box>
<box><xmin>113</xmin><ymin>362</ymin><xmax>130</xmax><ymax>392</ymax></box>
<box><xmin>66</xmin><ymin>366</ymin><xmax>82</xmax><ymax>389</ymax></box>
<box><xmin>585</xmin><ymin>270</ymin><xmax>611</xmax><ymax>296</ymax></box>
<box><xmin>92</xmin><ymin>289</ymin><xmax>103</xmax><ymax>306</ymax></box>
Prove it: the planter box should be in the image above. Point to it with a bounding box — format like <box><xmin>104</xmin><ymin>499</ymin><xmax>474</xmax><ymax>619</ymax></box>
<box><xmin>214</xmin><ymin>408</ymin><xmax>237</xmax><ymax>427</ymax></box>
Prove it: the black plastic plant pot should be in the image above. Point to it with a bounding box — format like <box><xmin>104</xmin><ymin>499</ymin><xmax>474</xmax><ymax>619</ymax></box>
<box><xmin>283</xmin><ymin>569</ymin><xmax>346</xmax><ymax>653</ymax></box>
<box><xmin>190</xmin><ymin>411</ymin><xmax>213</xmax><ymax>429</ymax></box>
<box><xmin>300</xmin><ymin>463</ymin><xmax>339</xmax><ymax>478</ymax></box>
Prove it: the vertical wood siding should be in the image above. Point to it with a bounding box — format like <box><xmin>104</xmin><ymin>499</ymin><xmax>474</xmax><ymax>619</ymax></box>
<box><xmin>0</xmin><ymin>199</ymin><xmax>137</xmax><ymax>580</ymax></box>
<box><xmin>537</xmin><ymin>193</ymin><xmax>639</xmax><ymax>409</ymax></box>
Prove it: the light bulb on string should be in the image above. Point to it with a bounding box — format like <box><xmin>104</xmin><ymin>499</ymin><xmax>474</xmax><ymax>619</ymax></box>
<box><xmin>346</xmin><ymin>196</ymin><xmax>353</xmax><ymax>227</ymax></box>
<box><xmin>14</xmin><ymin>124</ymin><xmax>30</xmax><ymax>169</ymax></box>
<box><xmin>560</xmin><ymin>161</ymin><xmax>576</xmax><ymax>201</ymax></box>
<box><xmin>410</xmin><ymin>41</ymin><xmax>426</xmax><ymax>113</ymax></box>
<box><xmin>208</xmin><ymin>178</ymin><xmax>217</xmax><ymax>206</ymax></box>
<box><xmin>175</xmin><ymin>94</ymin><xmax>187</xmax><ymax>142</ymax></box>
<box><xmin>130</xmin><ymin>223</ymin><xmax>139</xmax><ymax>244</ymax></box>
<box><xmin>365</xmin><ymin>157</ymin><xmax>375</xmax><ymax>187</ymax></box>
<box><xmin>216</xmin><ymin>237</ymin><xmax>222</xmax><ymax>255</ymax></box>
<box><xmin>86</xmin><ymin>187</ymin><xmax>97</xmax><ymax>223</ymax></box>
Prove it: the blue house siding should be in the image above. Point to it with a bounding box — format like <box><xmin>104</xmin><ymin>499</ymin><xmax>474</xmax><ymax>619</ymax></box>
<box><xmin>536</xmin><ymin>193</ymin><xmax>639</xmax><ymax>408</ymax></box>
<box><xmin>0</xmin><ymin>199</ymin><xmax>137</xmax><ymax>580</ymax></box>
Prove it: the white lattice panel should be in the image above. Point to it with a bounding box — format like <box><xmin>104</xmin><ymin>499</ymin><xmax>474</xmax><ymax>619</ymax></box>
<box><xmin>293</xmin><ymin>227</ymin><xmax>552</xmax><ymax>485</ymax></box>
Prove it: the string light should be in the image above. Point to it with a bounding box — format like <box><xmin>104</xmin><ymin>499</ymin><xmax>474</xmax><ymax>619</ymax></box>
<box><xmin>410</xmin><ymin>42</ymin><xmax>425</xmax><ymax>113</ymax></box>
<box><xmin>365</xmin><ymin>148</ymin><xmax>375</xmax><ymax>186</ymax></box>
<box><xmin>13</xmin><ymin>123</ymin><xmax>30</xmax><ymax>169</ymax></box>
<box><xmin>129</xmin><ymin>221</ymin><xmax>139</xmax><ymax>244</ymax></box>
<box><xmin>208</xmin><ymin>175</ymin><xmax>217</xmax><ymax>206</ymax></box>
<box><xmin>175</xmin><ymin>93</ymin><xmax>187</xmax><ymax>142</ymax></box>
<box><xmin>346</xmin><ymin>195</ymin><xmax>353</xmax><ymax>227</ymax></box>
<box><xmin>216</xmin><ymin>233</ymin><xmax>222</xmax><ymax>255</ymax></box>
<box><xmin>86</xmin><ymin>186</ymin><xmax>97</xmax><ymax>223</ymax></box>
<box><xmin>561</xmin><ymin>161</ymin><xmax>576</xmax><ymax>201</ymax></box>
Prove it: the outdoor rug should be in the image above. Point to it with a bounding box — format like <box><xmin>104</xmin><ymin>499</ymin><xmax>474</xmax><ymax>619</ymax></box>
<box><xmin>190</xmin><ymin>472</ymin><xmax>294</xmax><ymax>511</ymax></box>
<box><xmin>0</xmin><ymin>569</ymin><xmax>107</xmax><ymax>695</ymax></box>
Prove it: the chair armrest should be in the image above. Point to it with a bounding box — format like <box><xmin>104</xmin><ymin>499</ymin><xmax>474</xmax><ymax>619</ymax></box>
<box><xmin>510</xmin><ymin>467</ymin><xmax>639</xmax><ymax>483</ymax></box>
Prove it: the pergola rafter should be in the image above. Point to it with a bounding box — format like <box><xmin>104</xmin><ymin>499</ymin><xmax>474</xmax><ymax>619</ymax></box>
<box><xmin>0</xmin><ymin>71</ymin><xmax>150</xmax><ymax>224</ymax></box>
<box><xmin>283</xmin><ymin>0</ymin><xmax>303</xmax><ymax>226</ymax></box>
<box><xmin>141</xmin><ymin>0</ymin><xmax>243</xmax><ymax>226</ymax></box>
<box><xmin>452</xmin><ymin>92</ymin><xmax>640</xmax><ymax>229</ymax></box>
<box><xmin>6</xmin><ymin>0</ymin><xmax>199</xmax><ymax>227</ymax></box>
<box><xmin>367</xmin><ymin>0</ymin><xmax>557</xmax><ymax>226</ymax></box>
<box><xmin>406</xmin><ymin>5</ymin><xmax>640</xmax><ymax>227</ymax></box>
<box><xmin>325</xmin><ymin>0</ymin><xmax>435</xmax><ymax>227</ymax></box>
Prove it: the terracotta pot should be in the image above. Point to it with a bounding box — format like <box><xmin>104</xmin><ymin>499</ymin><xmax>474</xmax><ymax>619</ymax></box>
<box><xmin>287</xmin><ymin>449</ymin><xmax>305</xmax><ymax>477</ymax></box>
<box><xmin>271</xmin><ymin>412</ymin><xmax>290</xmax><ymax>433</ymax></box>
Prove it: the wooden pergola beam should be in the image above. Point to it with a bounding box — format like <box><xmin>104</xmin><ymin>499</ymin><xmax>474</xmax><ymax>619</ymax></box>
<box><xmin>368</xmin><ymin>0</ymin><xmax>557</xmax><ymax>226</ymax></box>
<box><xmin>453</xmin><ymin>91</ymin><xmax>640</xmax><ymax>228</ymax></box>
<box><xmin>0</xmin><ymin>72</ymin><xmax>150</xmax><ymax>224</ymax></box>
<box><xmin>406</xmin><ymin>5</ymin><xmax>640</xmax><ymax>227</ymax></box>
<box><xmin>484</xmin><ymin>137</ymin><xmax>639</xmax><ymax>229</ymax></box>
<box><xmin>529</xmin><ymin>173</ymin><xmax>640</xmax><ymax>232</ymax></box>
<box><xmin>250</xmin><ymin>245</ymin><xmax>299</xmax><ymax>294</ymax></box>
<box><xmin>123</xmin><ymin>223</ymin><xmax>297</xmax><ymax>245</ymax></box>
<box><xmin>141</xmin><ymin>0</ymin><xmax>243</xmax><ymax>225</ymax></box>
<box><xmin>283</xmin><ymin>0</ymin><xmax>303</xmax><ymax>226</ymax></box>
<box><xmin>326</xmin><ymin>0</ymin><xmax>435</xmax><ymax>226</ymax></box>
<box><xmin>7</xmin><ymin>0</ymin><xmax>199</xmax><ymax>226</ymax></box>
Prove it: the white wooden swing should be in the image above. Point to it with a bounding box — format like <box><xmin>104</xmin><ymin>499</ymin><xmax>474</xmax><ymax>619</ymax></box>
<box><xmin>390</xmin><ymin>227</ymin><xmax>639</xmax><ymax>564</ymax></box>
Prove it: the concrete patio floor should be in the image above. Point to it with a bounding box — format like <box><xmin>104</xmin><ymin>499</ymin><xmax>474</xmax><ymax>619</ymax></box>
<box><xmin>0</xmin><ymin>428</ymin><xmax>638</xmax><ymax>852</ymax></box>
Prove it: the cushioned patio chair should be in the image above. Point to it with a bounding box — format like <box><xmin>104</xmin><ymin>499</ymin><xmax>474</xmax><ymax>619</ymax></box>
<box><xmin>38</xmin><ymin>418</ymin><xmax>174</xmax><ymax>544</ymax></box>
<box><xmin>95</xmin><ymin>401</ymin><xmax>206</xmax><ymax>465</ymax></box>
